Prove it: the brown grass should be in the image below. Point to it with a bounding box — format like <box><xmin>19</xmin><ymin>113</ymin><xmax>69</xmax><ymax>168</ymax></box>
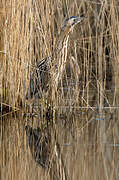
<box><xmin>0</xmin><ymin>0</ymin><xmax>119</xmax><ymax>179</ymax></box>
<box><xmin>0</xmin><ymin>0</ymin><xmax>118</xmax><ymax>109</ymax></box>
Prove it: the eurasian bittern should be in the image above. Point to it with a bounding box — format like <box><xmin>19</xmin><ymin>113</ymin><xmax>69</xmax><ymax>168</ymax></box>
<box><xmin>27</xmin><ymin>15</ymin><xmax>86</xmax><ymax>99</ymax></box>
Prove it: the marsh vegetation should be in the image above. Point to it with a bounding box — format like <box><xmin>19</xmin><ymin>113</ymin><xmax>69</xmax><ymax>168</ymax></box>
<box><xmin>0</xmin><ymin>0</ymin><xmax>119</xmax><ymax>179</ymax></box>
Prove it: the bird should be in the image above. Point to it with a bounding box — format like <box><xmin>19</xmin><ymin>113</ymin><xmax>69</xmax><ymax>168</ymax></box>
<box><xmin>25</xmin><ymin>125</ymin><xmax>51</xmax><ymax>169</ymax></box>
<box><xmin>26</xmin><ymin>15</ymin><xmax>87</xmax><ymax>99</ymax></box>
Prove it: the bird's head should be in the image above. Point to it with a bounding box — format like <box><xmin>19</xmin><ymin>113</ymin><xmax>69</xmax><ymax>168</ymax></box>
<box><xmin>61</xmin><ymin>15</ymin><xmax>87</xmax><ymax>31</ymax></box>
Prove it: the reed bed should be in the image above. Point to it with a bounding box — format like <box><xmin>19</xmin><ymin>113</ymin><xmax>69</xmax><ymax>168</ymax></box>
<box><xmin>0</xmin><ymin>0</ymin><xmax>118</xmax><ymax>110</ymax></box>
<box><xmin>0</xmin><ymin>0</ymin><xmax>119</xmax><ymax>179</ymax></box>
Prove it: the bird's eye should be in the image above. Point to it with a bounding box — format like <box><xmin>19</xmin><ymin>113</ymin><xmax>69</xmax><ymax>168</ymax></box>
<box><xmin>73</xmin><ymin>18</ymin><xmax>77</xmax><ymax>23</ymax></box>
<box><xmin>72</xmin><ymin>18</ymin><xmax>77</xmax><ymax>25</ymax></box>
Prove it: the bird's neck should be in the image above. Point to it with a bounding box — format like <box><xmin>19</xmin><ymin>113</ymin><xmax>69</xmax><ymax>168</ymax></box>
<box><xmin>51</xmin><ymin>27</ymin><xmax>70</xmax><ymax>88</ymax></box>
<box><xmin>54</xmin><ymin>26</ymin><xmax>70</xmax><ymax>54</ymax></box>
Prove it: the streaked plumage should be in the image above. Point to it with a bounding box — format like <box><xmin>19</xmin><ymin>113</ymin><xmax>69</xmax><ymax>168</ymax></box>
<box><xmin>27</xmin><ymin>15</ymin><xmax>87</xmax><ymax>99</ymax></box>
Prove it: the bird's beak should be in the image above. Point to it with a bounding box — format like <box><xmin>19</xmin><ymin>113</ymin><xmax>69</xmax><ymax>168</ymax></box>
<box><xmin>75</xmin><ymin>16</ymin><xmax>87</xmax><ymax>25</ymax></box>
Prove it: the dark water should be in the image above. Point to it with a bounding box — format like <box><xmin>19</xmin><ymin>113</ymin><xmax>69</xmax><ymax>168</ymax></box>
<box><xmin>0</xmin><ymin>105</ymin><xmax>119</xmax><ymax>180</ymax></box>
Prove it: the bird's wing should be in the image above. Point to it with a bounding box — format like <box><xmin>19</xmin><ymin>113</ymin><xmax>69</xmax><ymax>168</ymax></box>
<box><xmin>37</xmin><ymin>56</ymin><xmax>52</xmax><ymax>71</ymax></box>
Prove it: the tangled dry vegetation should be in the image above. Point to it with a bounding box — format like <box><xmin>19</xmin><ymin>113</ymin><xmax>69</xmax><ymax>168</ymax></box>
<box><xmin>0</xmin><ymin>0</ymin><xmax>119</xmax><ymax>113</ymax></box>
<box><xmin>1</xmin><ymin>1</ymin><xmax>119</xmax><ymax>180</ymax></box>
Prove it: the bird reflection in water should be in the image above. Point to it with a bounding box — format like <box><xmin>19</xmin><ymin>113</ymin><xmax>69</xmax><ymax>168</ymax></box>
<box><xmin>25</xmin><ymin>125</ymin><xmax>51</xmax><ymax>169</ymax></box>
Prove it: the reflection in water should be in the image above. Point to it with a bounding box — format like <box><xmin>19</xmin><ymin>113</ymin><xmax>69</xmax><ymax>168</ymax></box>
<box><xmin>25</xmin><ymin>125</ymin><xmax>50</xmax><ymax>169</ymax></box>
<box><xmin>1</xmin><ymin>109</ymin><xmax>119</xmax><ymax>180</ymax></box>
<box><xmin>25</xmin><ymin>123</ymin><xmax>70</xmax><ymax>180</ymax></box>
